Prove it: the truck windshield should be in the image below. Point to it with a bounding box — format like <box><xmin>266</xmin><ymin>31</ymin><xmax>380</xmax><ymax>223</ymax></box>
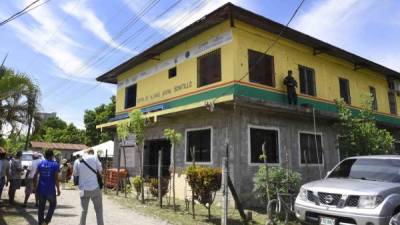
<box><xmin>21</xmin><ymin>154</ymin><xmax>33</xmax><ymax>161</ymax></box>
<box><xmin>329</xmin><ymin>158</ymin><xmax>400</xmax><ymax>183</ymax></box>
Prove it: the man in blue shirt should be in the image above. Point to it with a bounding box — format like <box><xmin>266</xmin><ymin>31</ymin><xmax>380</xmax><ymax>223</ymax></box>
<box><xmin>34</xmin><ymin>150</ymin><xmax>60</xmax><ymax>225</ymax></box>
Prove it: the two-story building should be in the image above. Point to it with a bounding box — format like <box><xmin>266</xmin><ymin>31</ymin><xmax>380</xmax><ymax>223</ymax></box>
<box><xmin>96</xmin><ymin>3</ymin><xmax>400</xmax><ymax>204</ymax></box>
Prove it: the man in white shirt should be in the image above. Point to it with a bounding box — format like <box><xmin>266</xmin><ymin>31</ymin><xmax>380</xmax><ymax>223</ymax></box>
<box><xmin>24</xmin><ymin>152</ymin><xmax>42</xmax><ymax>207</ymax></box>
<box><xmin>76</xmin><ymin>150</ymin><xmax>103</xmax><ymax>225</ymax></box>
<box><xmin>73</xmin><ymin>154</ymin><xmax>81</xmax><ymax>186</ymax></box>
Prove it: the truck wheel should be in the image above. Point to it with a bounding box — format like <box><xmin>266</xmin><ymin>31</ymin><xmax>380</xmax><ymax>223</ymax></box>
<box><xmin>390</xmin><ymin>212</ymin><xmax>400</xmax><ymax>225</ymax></box>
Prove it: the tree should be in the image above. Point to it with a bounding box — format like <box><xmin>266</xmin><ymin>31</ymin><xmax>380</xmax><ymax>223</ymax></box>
<box><xmin>0</xmin><ymin>67</ymin><xmax>40</xmax><ymax>140</ymax></box>
<box><xmin>32</xmin><ymin>116</ymin><xmax>67</xmax><ymax>140</ymax></box>
<box><xmin>43</xmin><ymin>123</ymin><xmax>85</xmax><ymax>144</ymax></box>
<box><xmin>336</xmin><ymin>95</ymin><xmax>394</xmax><ymax>157</ymax></box>
<box><xmin>163</xmin><ymin>128</ymin><xmax>182</xmax><ymax>212</ymax></box>
<box><xmin>116</xmin><ymin>121</ymin><xmax>130</xmax><ymax>196</ymax></box>
<box><xmin>84</xmin><ymin>96</ymin><xmax>115</xmax><ymax>146</ymax></box>
<box><xmin>129</xmin><ymin>110</ymin><xmax>148</xmax><ymax>204</ymax></box>
<box><xmin>3</xmin><ymin>134</ymin><xmax>26</xmax><ymax>155</ymax></box>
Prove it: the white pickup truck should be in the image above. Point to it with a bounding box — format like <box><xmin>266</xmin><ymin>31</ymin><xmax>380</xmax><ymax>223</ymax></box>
<box><xmin>295</xmin><ymin>155</ymin><xmax>400</xmax><ymax>225</ymax></box>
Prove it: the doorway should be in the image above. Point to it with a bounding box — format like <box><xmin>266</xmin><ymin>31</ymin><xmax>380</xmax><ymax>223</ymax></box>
<box><xmin>143</xmin><ymin>139</ymin><xmax>171</xmax><ymax>178</ymax></box>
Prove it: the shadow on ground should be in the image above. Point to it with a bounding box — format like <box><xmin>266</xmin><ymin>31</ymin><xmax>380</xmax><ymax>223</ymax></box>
<box><xmin>0</xmin><ymin>202</ymin><xmax>78</xmax><ymax>225</ymax></box>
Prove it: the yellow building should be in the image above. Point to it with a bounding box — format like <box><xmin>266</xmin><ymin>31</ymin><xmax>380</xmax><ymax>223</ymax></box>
<box><xmin>97</xmin><ymin>3</ymin><xmax>400</xmax><ymax>205</ymax></box>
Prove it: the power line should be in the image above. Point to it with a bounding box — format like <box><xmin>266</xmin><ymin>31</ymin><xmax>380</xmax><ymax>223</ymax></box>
<box><xmin>54</xmin><ymin>0</ymin><xmax>209</xmax><ymax>110</ymax></box>
<box><xmin>0</xmin><ymin>0</ymin><xmax>50</xmax><ymax>27</ymax></box>
<box><xmin>23</xmin><ymin>0</ymin><xmax>83</xmax><ymax>72</ymax></box>
<box><xmin>80</xmin><ymin>0</ymin><xmax>185</xmax><ymax>74</ymax></box>
<box><xmin>42</xmin><ymin>0</ymin><xmax>161</xmax><ymax>100</ymax></box>
<box><xmin>211</xmin><ymin>0</ymin><xmax>307</xmax><ymax>105</ymax></box>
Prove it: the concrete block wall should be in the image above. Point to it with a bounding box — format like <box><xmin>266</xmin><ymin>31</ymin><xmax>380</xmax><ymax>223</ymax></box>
<box><xmin>114</xmin><ymin>106</ymin><xmax>341</xmax><ymax>207</ymax></box>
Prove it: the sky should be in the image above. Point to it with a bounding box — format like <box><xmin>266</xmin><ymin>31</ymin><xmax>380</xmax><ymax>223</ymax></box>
<box><xmin>0</xmin><ymin>0</ymin><xmax>399</xmax><ymax>129</ymax></box>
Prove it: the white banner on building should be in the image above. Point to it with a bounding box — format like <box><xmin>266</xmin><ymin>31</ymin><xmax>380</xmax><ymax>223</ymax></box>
<box><xmin>117</xmin><ymin>30</ymin><xmax>233</xmax><ymax>89</ymax></box>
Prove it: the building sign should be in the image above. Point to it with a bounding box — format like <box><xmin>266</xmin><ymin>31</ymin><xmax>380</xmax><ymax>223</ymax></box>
<box><xmin>137</xmin><ymin>81</ymin><xmax>193</xmax><ymax>104</ymax></box>
<box><xmin>117</xmin><ymin>30</ymin><xmax>233</xmax><ymax>90</ymax></box>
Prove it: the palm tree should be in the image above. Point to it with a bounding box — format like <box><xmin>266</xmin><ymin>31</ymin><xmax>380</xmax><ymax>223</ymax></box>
<box><xmin>0</xmin><ymin>67</ymin><xmax>40</xmax><ymax>141</ymax></box>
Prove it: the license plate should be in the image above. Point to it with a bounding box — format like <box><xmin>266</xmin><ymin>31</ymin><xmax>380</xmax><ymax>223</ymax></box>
<box><xmin>320</xmin><ymin>216</ymin><xmax>336</xmax><ymax>225</ymax></box>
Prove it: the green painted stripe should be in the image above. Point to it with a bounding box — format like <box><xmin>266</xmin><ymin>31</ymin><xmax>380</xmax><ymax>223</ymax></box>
<box><xmin>116</xmin><ymin>83</ymin><xmax>400</xmax><ymax>127</ymax></box>
<box><xmin>234</xmin><ymin>84</ymin><xmax>400</xmax><ymax>126</ymax></box>
<box><xmin>162</xmin><ymin>85</ymin><xmax>235</xmax><ymax>109</ymax></box>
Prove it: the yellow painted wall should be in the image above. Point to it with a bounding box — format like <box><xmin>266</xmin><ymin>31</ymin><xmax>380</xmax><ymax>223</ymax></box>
<box><xmin>233</xmin><ymin>20</ymin><xmax>399</xmax><ymax>115</ymax></box>
<box><xmin>116</xmin><ymin>21</ymin><xmax>234</xmax><ymax>113</ymax></box>
<box><xmin>115</xmin><ymin>18</ymin><xmax>399</xmax><ymax>116</ymax></box>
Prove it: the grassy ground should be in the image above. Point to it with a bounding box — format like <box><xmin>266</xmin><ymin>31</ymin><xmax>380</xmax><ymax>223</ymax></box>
<box><xmin>106</xmin><ymin>191</ymin><xmax>300</xmax><ymax>225</ymax></box>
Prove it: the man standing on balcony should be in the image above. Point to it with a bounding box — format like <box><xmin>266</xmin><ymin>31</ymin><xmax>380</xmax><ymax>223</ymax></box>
<box><xmin>283</xmin><ymin>70</ymin><xmax>298</xmax><ymax>105</ymax></box>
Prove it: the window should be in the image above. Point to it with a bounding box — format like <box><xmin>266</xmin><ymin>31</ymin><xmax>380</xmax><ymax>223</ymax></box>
<box><xmin>394</xmin><ymin>141</ymin><xmax>400</xmax><ymax>155</ymax></box>
<box><xmin>388</xmin><ymin>91</ymin><xmax>397</xmax><ymax>115</ymax></box>
<box><xmin>248</xmin><ymin>49</ymin><xmax>275</xmax><ymax>86</ymax></box>
<box><xmin>168</xmin><ymin>67</ymin><xmax>177</xmax><ymax>79</ymax></box>
<box><xmin>249</xmin><ymin>127</ymin><xmax>279</xmax><ymax>164</ymax></box>
<box><xmin>388</xmin><ymin>80</ymin><xmax>396</xmax><ymax>90</ymax></box>
<box><xmin>186</xmin><ymin>128</ymin><xmax>211</xmax><ymax>163</ymax></box>
<box><xmin>339</xmin><ymin>78</ymin><xmax>351</xmax><ymax>104</ymax></box>
<box><xmin>299</xmin><ymin>132</ymin><xmax>323</xmax><ymax>164</ymax></box>
<box><xmin>369</xmin><ymin>86</ymin><xmax>378</xmax><ymax>110</ymax></box>
<box><xmin>197</xmin><ymin>49</ymin><xmax>221</xmax><ymax>87</ymax></box>
<box><xmin>125</xmin><ymin>84</ymin><xmax>137</xmax><ymax>109</ymax></box>
<box><xmin>299</xmin><ymin>66</ymin><xmax>316</xmax><ymax>96</ymax></box>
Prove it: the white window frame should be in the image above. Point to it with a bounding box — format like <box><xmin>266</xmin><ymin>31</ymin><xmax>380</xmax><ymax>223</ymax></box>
<box><xmin>184</xmin><ymin>126</ymin><xmax>213</xmax><ymax>165</ymax></box>
<box><xmin>248</xmin><ymin>124</ymin><xmax>281</xmax><ymax>166</ymax></box>
<box><xmin>298</xmin><ymin>131</ymin><xmax>324</xmax><ymax>166</ymax></box>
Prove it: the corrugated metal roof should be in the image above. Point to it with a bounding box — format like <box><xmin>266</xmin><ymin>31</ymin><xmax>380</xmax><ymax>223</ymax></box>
<box><xmin>30</xmin><ymin>141</ymin><xmax>88</xmax><ymax>151</ymax></box>
<box><xmin>96</xmin><ymin>3</ymin><xmax>400</xmax><ymax>84</ymax></box>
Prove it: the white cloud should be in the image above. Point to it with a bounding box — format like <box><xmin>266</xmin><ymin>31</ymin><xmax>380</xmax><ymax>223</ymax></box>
<box><xmin>124</xmin><ymin>0</ymin><xmax>244</xmax><ymax>35</ymax></box>
<box><xmin>293</xmin><ymin>0</ymin><xmax>400</xmax><ymax>72</ymax></box>
<box><xmin>293</xmin><ymin>0</ymin><xmax>374</xmax><ymax>46</ymax></box>
<box><xmin>7</xmin><ymin>1</ymin><xmax>93</xmax><ymax>78</ymax></box>
<box><xmin>61</xmin><ymin>1</ymin><xmax>132</xmax><ymax>54</ymax></box>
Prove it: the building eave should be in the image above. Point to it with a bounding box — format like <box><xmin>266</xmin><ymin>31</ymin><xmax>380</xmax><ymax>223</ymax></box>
<box><xmin>96</xmin><ymin>3</ymin><xmax>400</xmax><ymax>84</ymax></box>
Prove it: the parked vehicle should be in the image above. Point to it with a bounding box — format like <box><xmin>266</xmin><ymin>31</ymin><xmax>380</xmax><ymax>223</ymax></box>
<box><xmin>21</xmin><ymin>151</ymin><xmax>43</xmax><ymax>179</ymax></box>
<box><xmin>295</xmin><ymin>155</ymin><xmax>400</xmax><ymax>225</ymax></box>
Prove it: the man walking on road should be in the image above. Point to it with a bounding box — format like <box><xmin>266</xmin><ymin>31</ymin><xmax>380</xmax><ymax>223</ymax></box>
<box><xmin>0</xmin><ymin>147</ymin><xmax>10</xmax><ymax>205</ymax></box>
<box><xmin>34</xmin><ymin>150</ymin><xmax>61</xmax><ymax>225</ymax></box>
<box><xmin>76</xmin><ymin>149</ymin><xmax>104</xmax><ymax>225</ymax></box>
<box><xmin>24</xmin><ymin>152</ymin><xmax>42</xmax><ymax>208</ymax></box>
<box><xmin>73</xmin><ymin>154</ymin><xmax>81</xmax><ymax>186</ymax></box>
<box><xmin>8</xmin><ymin>151</ymin><xmax>23</xmax><ymax>205</ymax></box>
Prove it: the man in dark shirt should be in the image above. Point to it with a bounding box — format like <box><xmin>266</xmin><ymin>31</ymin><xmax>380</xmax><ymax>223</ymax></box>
<box><xmin>34</xmin><ymin>150</ymin><xmax>60</xmax><ymax>225</ymax></box>
<box><xmin>283</xmin><ymin>70</ymin><xmax>298</xmax><ymax>105</ymax></box>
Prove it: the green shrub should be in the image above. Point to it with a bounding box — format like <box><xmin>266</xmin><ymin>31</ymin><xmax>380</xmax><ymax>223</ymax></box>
<box><xmin>148</xmin><ymin>177</ymin><xmax>169</xmax><ymax>198</ymax></box>
<box><xmin>186</xmin><ymin>165</ymin><xmax>221</xmax><ymax>220</ymax></box>
<box><xmin>253</xmin><ymin>166</ymin><xmax>301</xmax><ymax>202</ymax></box>
<box><xmin>132</xmin><ymin>176</ymin><xmax>143</xmax><ymax>198</ymax></box>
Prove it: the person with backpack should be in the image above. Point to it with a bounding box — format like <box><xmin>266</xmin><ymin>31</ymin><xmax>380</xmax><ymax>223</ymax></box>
<box><xmin>76</xmin><ymin>149</ymin><xmax>104</xmax><ymax>225</ymax></box>
<box><xmin>8</xmin><ymin>151</ymin><xmax>23</xmax><ymax>205</ymax></box>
